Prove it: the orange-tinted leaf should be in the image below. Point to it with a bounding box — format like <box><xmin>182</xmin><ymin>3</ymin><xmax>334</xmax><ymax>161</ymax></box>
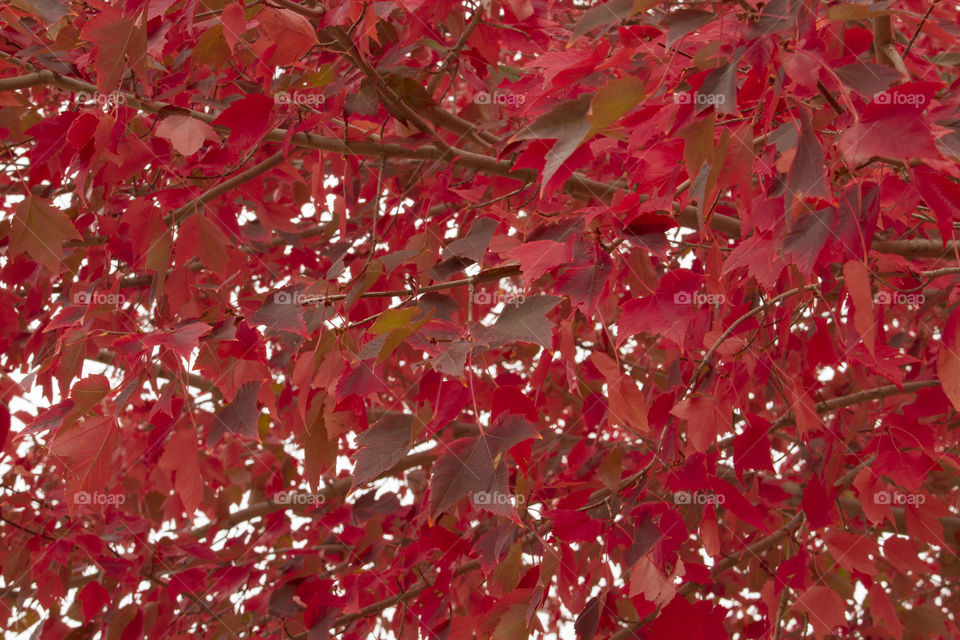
<box><xmin>10</xmin><ymin>196</ymin><xmax>81</xmax><ymax>273</ymax></box>
<box><xmin>258</xmin><ymin>7</ymin><xmax>318</xmax><ymax>64</ymax></box>
<box><xmin>155</xmin><ymin>115</ymin><xmax>218</xmax><ymax>156</ymax></box>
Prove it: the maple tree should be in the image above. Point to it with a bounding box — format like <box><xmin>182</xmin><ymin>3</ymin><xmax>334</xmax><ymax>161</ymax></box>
<box><xmin>2</xmin><ymin>0</ymin><xmax>960</xmax><ymax>637</ymax></box>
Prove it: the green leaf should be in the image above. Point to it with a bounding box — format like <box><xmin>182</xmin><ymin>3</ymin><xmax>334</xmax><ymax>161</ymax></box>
<box><xmin>370</xmin><ymin>307</ymin><xmax>420</xmax><ymax>335</ymax></box>
<box><xmin>514</xmin><ymin>95</ymin><xmax>592</xmax><ymax>141</ymax></box>
<box><xmin>585</xmin><ymin>76</ymin><xmax>645</xmax><ymax>139</ymax></box>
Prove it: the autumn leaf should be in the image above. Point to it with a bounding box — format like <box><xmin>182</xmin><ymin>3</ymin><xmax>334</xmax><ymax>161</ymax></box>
<box><xmin>838</xmin><ymin>89</ymin><xmax>941</xmax><ymax>163</ymax></box>
<box><xmin>78</xmin><ymin>581</ymin><xmax>111</xmax><ymax>623</ymax></box>
<box><xmin>937</xmin><ymin>307</ymin><xmax>960</xmax><ymax>412</ymax></box>
<box><xmin>155</xmin><ymin>115</ymin><xmax>219</xmax><ymax>156</ymax></box>
<box><xmin>207</xmin><ymin>381</ymin><xmax>262</xmax><ymax>445</ymax></box>
<box><xmin>428</xmin><ymin>414</ymin><xmax>537</xmax><ymax>520</ymax></box>
<box><xmin>472</xmin><ymin>295</ymin><xmax>562</xmax><ymax>348</ymax></box>
<box><xmin>585</xmin><ymin>76</ymin><xmax>644</xmax><ymax>138</ymax></box>
<box><xmin>843</xmin><ymin>260</ymin><xmax>875</xmax><ymax>355</ymax></box>
<box><xmin>143</xmin><ymin>322</ymin><xmax>213</xmax><ymax>359</ymax></box>
<box><xmin>81</xmin><ymin>9</ymin><xmax>146</xmax><ymax>92</ymax></box>
<box><xmin>159</xmin><ymin>428</ymin><xmax>204</xmax><ymax>516</ymax></box>
<box><xmin>9</xmin><ymin>196</ymin><xmax>81</xmax><ymax>273</ymax></box>
<box><xmin>912</xmin><ymin>166</ymin><xmax>960</xmax><ymax>246</ymax></box>
<box><xmin>506</xmin><ymin>239</ymin><xmax>573</xmax><ymax>283</ymax></box>
<box><xmin>49</xmin><ymin>416</ymin><xmax>117</xmax><ymax>507</ymax></box>
<box><xmin>258</xmin><ymin>7</ymin><xmax>319</xmax><ymax>65</ymax></box>
<box><xmin>350</xmin><ymin>413</ymin><xmax>413</xmax><ymax>490</ymax></box>
<box><xmin>662</xmin><ymin>9</ymin><xmax>714</xmax><ymax>47</ymax></box>
<box><xmin>210</xmin><ymin>93</ymin><xmax>276</xmax><ymax>149</ymax></box>
<box><xmin>793</xmin><ymin>586</ymin><xmax>846</xmax><ymax>639</ymax></box>
<box><xmin>787</xmin><ymin>111</ymin><xmax>829</xmax><ymax>199</ymax></box>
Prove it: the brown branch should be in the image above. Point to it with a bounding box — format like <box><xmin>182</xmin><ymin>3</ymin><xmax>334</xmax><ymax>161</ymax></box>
<box><xmin>873</xmin><ymin>15</ymin><xmax>909</xmax><ymax>76</ymax></box>
<box><xmin>715</xmin><ymin>379</ymin><xmax>941</xmax><ymax>451</ymax></box>
<box><xmin>3</xmin><ymin>71</ymin><xmax>958</xmax><ymax>258</ymax></box>
<box><xmin>187</xmin><ymin>449</ymin><xmax>436</xmax><ymax>538</ymax></box>
<box><xmin>817</xmin><ymin>79</ymin><xmax>844</xmax><ymax>114</ymax></box>
<box><xmin>904</xmin><ymin>1</ymin><xmax>938</xmax><ymax>57</ymax></box>
<box><xmin>684</xmin><ymin>283</ymin><xmax>821</xmax><ymax>396</ymax></box>
<box><xmin>166</xmin><ymin>151</ymin><xmax>286</xmax><ymax>225</ymax></box>
<box><xmin>326</xmin><ymin>27</ymin><xmax>454</xmax><ymax>153</ymax></box>
<box><xmin>269</xmin><ymin>0</ymin><xmax>325</xmax><ymax>17</ymax></box>
<box><xmin>610</xmin><ymin>512</ymin><xmax>807</xmax><ymax>640</ymax></box>
<box><xmin>426</xmin><ymin>10</ymin><xmax>482</xmax><ymax>96</ymax></box>
<box><xmin>589</xmin><ymin>380</ymin><xmax>942</xmax><ymax>512</ymax></box>
<box><xmin>299</xmin><ymin>264</ymin><xmax>521</xmax><ymax>304</ymax></box>
<box><xmin>90</xmin><ymin>349</ymin><xmax>217</xmax><ymax>394</ymax></box>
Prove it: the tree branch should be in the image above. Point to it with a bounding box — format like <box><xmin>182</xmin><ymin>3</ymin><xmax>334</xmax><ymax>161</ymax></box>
<box><xmin>3</xmin><ymin>70</ymin><xmax>957</xmax><ymax>259</ymax></box>
<box><xmin>873</xmin><ymin>15</ymin><xmax>910</xmax><ymax>76</ymax></box>
<box><xmin>167</xmin><ymin>151</ymin><xmax>286</xmax><ymax>225</ymax></box>
<box><xmin>610</xmin><ymin>512</ymin><xmax>807</xmax><ymax>640</ymax></box>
